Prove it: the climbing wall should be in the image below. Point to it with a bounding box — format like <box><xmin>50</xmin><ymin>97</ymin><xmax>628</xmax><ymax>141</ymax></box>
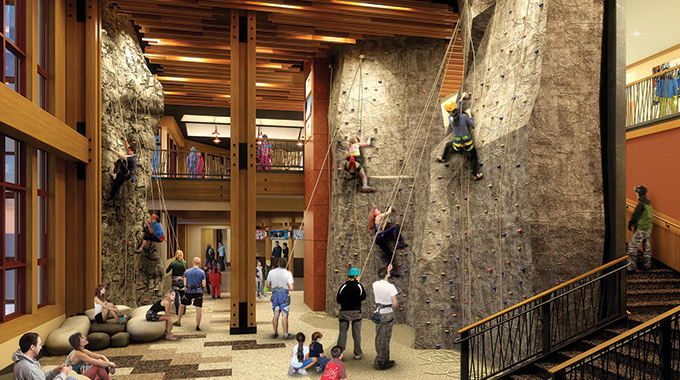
<box><xmin>325</xmin><ymin>0</ymin><xmax>606</xmax><ymax>350</ymax></box>
<box><xmin>100</xmin><ymin>0</ymin><xmax>165</xmax><ymax>307</ymax></box>
<box><xmin>325</xmin><ymin>36</ymin><xmax>448</xmax><ymax>324</ymax></box>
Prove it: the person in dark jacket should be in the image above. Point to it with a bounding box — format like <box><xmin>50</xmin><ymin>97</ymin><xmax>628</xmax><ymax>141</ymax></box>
<box><xmin>336</xmin><ymin>267</ymin><xmax>367</xmax><ymax>360</ymax></box>
<box><xmin>627</xmin><ymin>185</ymin><xmax>653</xmax><ymax>271</ymax></box>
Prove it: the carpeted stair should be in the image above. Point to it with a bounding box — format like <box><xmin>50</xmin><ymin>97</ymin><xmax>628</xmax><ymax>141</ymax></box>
<box><xmin>504</xmin><ymin>258</ymin><xmax>680</xmax><ymax>380</ymax></box>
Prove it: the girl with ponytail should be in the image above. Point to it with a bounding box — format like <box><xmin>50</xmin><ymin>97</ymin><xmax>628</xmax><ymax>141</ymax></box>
<box><xmin>288</xmin><ymin>332</ymin><xmax>315</xmax><ymax>376</ymax></box>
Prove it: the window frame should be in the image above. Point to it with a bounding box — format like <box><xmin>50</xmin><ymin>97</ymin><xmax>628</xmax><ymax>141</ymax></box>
<box><xmin>36</xmin><ymin>149</ymin><xmax>47</xmax><ymax>308</ymax></box>
<box><xmin>1</xmin><ymin>0</ymin><xmax>27</xmax><ymax>96</ymax></box>
<box><xmin>36</xmin><ymin>0</ymin><xmax>48</xmax><ymax>109</ymax></box>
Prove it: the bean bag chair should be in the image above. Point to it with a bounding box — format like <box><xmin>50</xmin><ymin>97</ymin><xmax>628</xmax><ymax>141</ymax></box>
<box><xmin>85</xmin><ymin>332</ymin><xmax>110</xmax><ymax>351</ymax></box>
<box><xmin>44</xmin><ymin>316</ymin><xmax>91</xmax><ymax>355</ymax></box>
<box><xmin>110</xmin><ymin>332</ymin><xmax>130</xmax><ymax>347</ymax></box>
<box><xmin>126</xmin><ymin>305</ymin><xmax>165</xmax><ymax>342</ymax></box>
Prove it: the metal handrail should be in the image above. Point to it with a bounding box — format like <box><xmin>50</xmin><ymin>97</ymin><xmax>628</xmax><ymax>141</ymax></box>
<box><xmin>626</xmin><ymin>64</ymin><xmax>680</xmax><ymax>127</ymax></box>
<box><xmin>549</xmin><ymin>304</ymin><xmax>680</xmax><ymax>379</ymax></box>
<box><xmin>457</xmin><ymin>256</ymin><xmax>629</xmax><ymax>380</ymax></box>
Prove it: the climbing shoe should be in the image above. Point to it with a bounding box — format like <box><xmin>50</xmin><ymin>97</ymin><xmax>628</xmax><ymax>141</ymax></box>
<box><xmin>396</xmin><ymin>242</ymin><xmax>408</xmax><ymax>249</ymax></box>
<box><xmin>360</xmin><ymin>186</ymin><xmax>375</xmax><ymax>193</ymax></box>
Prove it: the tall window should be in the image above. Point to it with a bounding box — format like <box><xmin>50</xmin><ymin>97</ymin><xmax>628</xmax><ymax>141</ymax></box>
<box><xmin>36</xmin><ymin>0</ymin><xmax>47</xmax><ymax>109</ymax></box>
<box><xmin>2</xmin><ymin>0</ymin><xmax>26</xmax><ymax>95</ymax></box>
<box><xmin>37</xmin><ymin>149</ymin><xmax>47</xmax><ymax>307</ymax></box>
<box><xmin>1</xmin><ymin>136</ymin><xmax>26</xmax><ymax>321</ymax></box>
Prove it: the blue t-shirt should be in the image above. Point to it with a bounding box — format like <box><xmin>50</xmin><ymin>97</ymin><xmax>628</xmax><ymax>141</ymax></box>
<box><xmin>151</xmin><ymin>222</ymin><xmax>164</xmax><ymax>238</ymax></box>
<box><xmin>310</xmin><ymin>342</ymin><xmax>324</xmax><ymax>358</ymax></box>
<box><xmin>185</xmin><ymin>267</ymin><xmax>205</xmax><ymax>294</ymax></box>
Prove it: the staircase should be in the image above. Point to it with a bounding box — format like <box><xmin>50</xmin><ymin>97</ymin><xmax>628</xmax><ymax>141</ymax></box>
<box><xmin>506</xmin><ymin>258</ymin><xmax>680</xmax><ymax>380</ymax></box>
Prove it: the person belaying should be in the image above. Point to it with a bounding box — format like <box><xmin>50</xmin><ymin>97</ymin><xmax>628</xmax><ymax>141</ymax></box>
<box><xmin>339</xmin><ymin>136</ymin><xmax>375</xmax><ymax>193</ymax></box>
<box><xmin>106</xmin><ymin>136</ymin><xmax>137</xmax><ymax>205</ymax></box>
<box><xmin>138</xmin><ymin>214</ymin><xmax>164</xmax><ymax>252</ymax></box>
<box><xmin>627</xmin><ymin>185</ymin><xmax>653</xmax><ymax>271</ymax></box>
<box><xmin>436</xmin><ymin>94</ymin><xmax>483</xmax><ymax>180</ymax></box>
<box><xmin>336</xmin><ymin>267</ymin><xmax>367</xmax><ymax>361</ymax></box>
<box><xmin>368</xmin><ymin>207</ymin><xmax>407</xmax><ymax>277</ymax></box>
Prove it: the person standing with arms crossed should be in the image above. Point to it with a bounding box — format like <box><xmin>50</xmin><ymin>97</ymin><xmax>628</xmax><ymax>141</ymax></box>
<box><xmin>266</xmin><ymin>258</ymin><xmax>294</xmax><ymax>339</ymax></box>
<box><xmin>336</xmin><ymin>267</ymin><xmax>366</xmax><ymax>360</ymax></box>
<box><xmin>176</xmin><ymin>257</ymin><xmax>206</xmax><ymax>331</ymax></box>
<box><xmin>372</xmin><ymin>264</ymin><xmax>398</xmax><ymax>370</ymax></box>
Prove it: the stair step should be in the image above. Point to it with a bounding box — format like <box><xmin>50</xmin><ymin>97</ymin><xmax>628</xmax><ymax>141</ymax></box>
<box><xmin>627</xmin><ymin>268</ymin><xmax>680</xmax><ymax>280</ymax></box>
<box><xmin>627</xmin><ymin>298</ymin><xmax>680</xmax><ymax>308</ymax></box>
<box><xmin>628</xmin><ymin>288</ymin><xmax>680</xmax><ymax>296</ymax></box>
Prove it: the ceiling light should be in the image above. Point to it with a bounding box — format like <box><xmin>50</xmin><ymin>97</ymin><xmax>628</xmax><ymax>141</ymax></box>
<box><xmin>144</xmin><ymin>53</ymin><xmax>230</xmax><ymax>64</ymax></box>
<box><xmin>331</xmin><ymin>0</ymin><xmax>412</xmax><ymax>11</ymax></box>
<box><xmin>212</xmin><ymin>119</ymin><xmax>221</xmax><ymax>144</ymax></box>
<box><xmin>244</xmin><ymin>1</ymin><xmax>303</xmax><ymax>10</ymax></box>
<box><xmin>632</xmin><ymin>31</ymin><xmax>642</xmax><ymax>37</ymax></box>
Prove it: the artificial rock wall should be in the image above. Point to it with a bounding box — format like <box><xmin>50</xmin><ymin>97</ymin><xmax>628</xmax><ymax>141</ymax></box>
<box><xmin>326</xmin><ymin>0</ymin><xmax>605</xmax><ymax>350</ymax></box>
<box><xmin>100</xmin><ymin>0</ymin><xmax>165</xmax><ymax>306</ymax></box>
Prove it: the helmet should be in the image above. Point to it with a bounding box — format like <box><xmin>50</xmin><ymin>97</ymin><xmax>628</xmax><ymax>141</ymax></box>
<box><xmin>150</xmin><ymin>214</ymin><xmax>158</xmax><ymax>220</ymax></box>
<box><xmin>444</xmin><ymin>100</ymin><xmax>457</xmax><ymax>112</ymax></box>
<box><xmin>634</xmin><ymin>185</ymin><xmax>647</xmax><ymax>196</ymax></box>
<box><xmin>348</xmin><ymin>268</ymin><xmax>360</xmax><ymax>277</ymax></box>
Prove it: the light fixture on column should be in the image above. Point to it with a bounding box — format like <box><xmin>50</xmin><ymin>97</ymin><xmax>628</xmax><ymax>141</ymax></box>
<box><xmin>212</xmin><ymin>117</ymin><xmax>221</xmax><ymax>144</ymax></box>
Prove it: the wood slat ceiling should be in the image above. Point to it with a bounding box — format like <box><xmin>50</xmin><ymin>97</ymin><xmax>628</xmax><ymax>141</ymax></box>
<box><xmin>111</xmin><ymin>0</ymin><xmax>461</xmax><ymax>111</ymax></box>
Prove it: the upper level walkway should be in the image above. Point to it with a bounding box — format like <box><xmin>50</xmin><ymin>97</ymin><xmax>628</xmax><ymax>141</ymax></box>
<box><xmin>626</xmin><ymin>63</ymin><xmax>680</xmax><ymax>130</ymax></box>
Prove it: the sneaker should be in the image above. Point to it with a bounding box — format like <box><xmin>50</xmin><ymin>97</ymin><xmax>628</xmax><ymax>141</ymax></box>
<box><xmin>282</xmin><ymin>333</ymin><xmax>294</xmax><ymax>339</ymax></box>
<box><xmin>288</xmin><ymin>365</ymin><xmax>296</xmax><ymax>376</ymax></box>
<box><xmin>396</xmin><ymin>242</ymin><xmax>408</xmax><ymax>249</ymax></box>
<box><xmin>117</xmin><ymin>315</ymin><xmax>127</xmax><ymax>325</ymax></box>
<box><xmin>165</xmin><ymin>334</ymin><xmax>177</xmax><ymax>341</ymax></box>
<box><xmin>390</xmin><ymin>271</ymin><xmax>401</xmax><ymax>278</ymax></box>
<box><xmin>272</xmin><ymin>333</ymin><xmax>279</xmax><ymax>339</ymax></box>
<box><xmin>173</xmin><ymin>321</ymin><xmax>181</xmax><ymax>327</ymax></box>
<box><xmin>315</xmin><ymin>366</ymin><xmax>323</xmax><ymax>372</ymax></box>
<box><xmin>196</xmin><ymin>326</ymin><xmax>201</xmax><ymax>331</ymax></box>
<box><xmin>354</xmin><ymin>354</ymin><xmax>362</xmax><ymax>360</ymax></box>
<box><xmin>360</xmin><ymin>186</ymin><xmax>375</xmax><ymax>193</ymax></box>
<box><xmin>298</xmin><ymin>368</ymin><xmax>308</xmax><ymax>376</ymax></box>
<box><xmin>385</xmin><ymin>360</ymin><xmax>395</xmax><ymax>369</ymax></box>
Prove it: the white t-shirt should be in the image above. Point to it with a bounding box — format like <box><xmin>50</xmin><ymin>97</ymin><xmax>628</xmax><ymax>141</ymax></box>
<box><xmin>290</xmin><ymin>344</ymin><xmax>310</xmax><ymax>368</ymax></box>
<box><xmin>267</xmin><ymin>268</ymin><xmax>294</xmax><ymax>290</ymax></box>
<box><xmin>373</xmin><ymin>280</ymin><xmax>398</xmax><ymax>314</ymax></box>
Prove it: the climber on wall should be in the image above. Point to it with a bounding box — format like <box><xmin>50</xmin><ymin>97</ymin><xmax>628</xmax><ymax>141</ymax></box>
<box><xmin>368</xmin><ymin>207</ymin><xmax>407</xmax><ymax>277</ymax></box>
<box><xmin>436</xmin><ymin>93</ymin><xmax>483</xmax><ymax>180</ymax></box>
<box><xmin>138</xmin><ymin>214</ymin><xmax>165</xmax><ymax>252</ymax></box>
<box><xmin>627</xmin><ymin>185</ymin><xmax>653</xmax><ymax>271</ymax></box>
<box><xmin>339</xmin><ymin>136</ymin><xmax>375</xmax><ymax>193</ymax></box>
<box><xmin>106</xmin><ymin>136</ymin><xmax>137</xmax><ymax>205</ymax></box>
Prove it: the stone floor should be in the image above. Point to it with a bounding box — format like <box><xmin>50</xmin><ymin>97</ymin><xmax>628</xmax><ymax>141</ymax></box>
<box><xmin>41</xmin><ymin>273</ymin><xmax>461</xmax><ymax>379</ymax></box>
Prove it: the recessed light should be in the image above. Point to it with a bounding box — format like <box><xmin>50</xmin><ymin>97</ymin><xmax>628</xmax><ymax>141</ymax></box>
<box><xmin>632</xmin><ymin>31</ymin><xmax>642</xmax><ymax>37</ymax></box>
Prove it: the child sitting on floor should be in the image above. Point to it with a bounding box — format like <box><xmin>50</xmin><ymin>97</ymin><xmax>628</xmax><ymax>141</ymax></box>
<box><xmin>288</xmin><ymin>332</ymin><xmax>316</xmax><ymax>376</ymax></box>
<box><xmin>321</xmin><ymin>346</ymin><xmax>347</xmax><ymax>380</ymax></box>
<box><xmin>310</xmin><ymin>332</ymin><xmax>331</xmax><ymax>372</ymax></box>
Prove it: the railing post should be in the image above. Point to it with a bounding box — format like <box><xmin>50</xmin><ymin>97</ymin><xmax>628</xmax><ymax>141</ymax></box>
<box><xmin>460</xmin><ymin>331</ymin><xmax>470</xmax><ymax>380</ymax></box>
<box><xmin>541</xmin><ymin>295</ymin><xmax>551</xmax><ymax>354</ymax></box>
<box><xmin>659</xmin><ymin>318</ymin><xmax>671</xmax><ymax>380</ymax></box>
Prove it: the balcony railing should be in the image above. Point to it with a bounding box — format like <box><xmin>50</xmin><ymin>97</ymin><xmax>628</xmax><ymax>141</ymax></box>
<box><xmin>151</xmin><ymin>140</ymin><xmax>303</xmax><ymax>179</ymax></box>
<box><xmin>626</xmin><ymin>64</ymin><xmax>680</xmax><ymax>128</ymax></box>
<box><xmin>456</xmin><ymin>256</ymin><xmax>629</xmax><ymax>380</ymax></box>
<box><xmin>550</xmin><ymin>304</ymin><xmax>680</xmax><ymax>380</ymax></box>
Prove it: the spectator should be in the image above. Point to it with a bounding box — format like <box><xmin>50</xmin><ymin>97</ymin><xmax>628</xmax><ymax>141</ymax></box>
<box><xmin>288</xmin><ymin>332</ymin><xmax>315</xmax><ymax>376</ymax></box>
<box><xmin>66</xmin><ymin>332</ymin><xmax>116</xmax><ymax>380</ymax></box>
<box><xmin>12</xmin><ymin>332</ymin><xmax>77</xmax><ymax>380</ymax></box>
<box><xmin>256</xmin><ymin>260</ymin><xmax>265</xmax><ymax>298</ymax></box>
<box><xmin>166</xmin><ymin>250</ymin><xmax>187</xmax><ymax>314</ymax></box>
<box><xmin>266</xmin><ymin>258</ymin><xmax>294</xmax><ymax>339</ymax></box>
<box><xmin>309</xmin><ymin>332</ymin><xmax>331</xmax><ymax>372</ymax></box>
<box><xmin>145</xmin><ymin>290</ymin><xmax>177</xmax><ymax>340</ymax></box>
<box><xmin>372</xmin><ymin>264</ymin><xmax>398</xmax><ymax>370</ymax></box>
<box><xmin>263</xmin><ymin>260</ymin><xmax>273</xmax><ymax>296</ymax></box>
<box><xmin>196</xmin><ymin>151</ymin><xmax>205</xmax><ymax>177</ymax></box>
<box><xmin>217</xmin><ymin>241</ymin><xmax>227</xmax><ymax>271</ymax></box>
<box><xmin>257</xmin><ymin>134</ymin><xmax>272</xmax><ymax>170</ymax></box>
<box><xmin>282</xmin><ymin>242</ymin><xmax>289</xmax><ymax>259</ymax></box>
<box><xmin>209</xmin><ymin>267</ymin><xmax>222</xmax><ymax>299</ymax></box>
<box><xmin>320</xmin><ymin>346</ymin><xmax>347</xmax><ymax>380</ymax></box>
<box><xmin>176</xmin><ymin>257</ymin><xmax>206</xmax><ymax>331</ymax></box>
<box><xmin>93</xmin><ymin>284</ymin><xmax>126</xmax><ymax>325</ymax></box>
<box><xmin>336</xmin><ymin>267</ymin><xmax>366</xmax><ymax>360</ymax></box>
<box><xmin>271</xmin><ymin>241</ymin><xmax>282</xmax><ymax>267</ymax></box>
<box><xmin>187</xmin><ymin>147</ymin><xmax>198</xmax><ymax>178</ymax></box>
<box><xmin>205</xmin><ymin>244</ymin><xmax>216</xmax><ymax>268</ymax></box>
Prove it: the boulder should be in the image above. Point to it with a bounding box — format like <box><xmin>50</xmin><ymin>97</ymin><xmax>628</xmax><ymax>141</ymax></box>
<box><xmin>85</xmin><ymin>332</ymin><xmax>110</xmax><ymax>351</ymax></box>
<box><xmin>126</xmin><ymin>306</ymin><xmax>165</xmax><ymax>342</ymax></box>
<box><xmin>110</xmin><ymin>332</ymin><xmax>130</xmax><ymax>347</ymax></box>
<box><xmin>89</xmin><ymin>319</ymin><xmax>126</xmax><ymax>336</ymax></box>
<box><xmin>44</xmin><ymin>316</ymin><xmax>91</xmax><ymax>355</ymax></box>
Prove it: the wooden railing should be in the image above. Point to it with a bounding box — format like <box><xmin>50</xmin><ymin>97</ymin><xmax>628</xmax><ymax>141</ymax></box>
<box><xmin>549</xmin><ymin>304</ymin><xmax>680</xmax><ymax>380</ymax></box>
<box><xmin>625</xmin><ymin>198</ymin><xmax>680</xmax><ymax>273</ymax></box>
<box><xmin>152</xmin><ymin>149</ymin><xmax>231</xmax><ymax>179</ymax></box>
<box><xmin>456</xmin><ymin>256</ymin><xmax>629</xmax><ymax>380</ymax></box>
<box><xmin>626</xmin><ymin>64</ymin><xmax>680</xmax><ymax>128</ymax></box>
<box><xmin>257</xmin><ymin>138</ymin><xmax>304</xmax><ymax>171</ymax></box>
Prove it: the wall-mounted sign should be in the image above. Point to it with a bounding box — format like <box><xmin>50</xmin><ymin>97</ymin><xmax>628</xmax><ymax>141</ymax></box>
<box><xmin>256</xmin><ymin>230</ymin><xmax>267</xmax><ymax>240</ymax></box>
<box><xmin>270</xmin><ymin>229</ymin><xmax>289</xmax><ymax>240</ymax></box>
<box><xmin>305</xmin><ymin>71</ymin><xmax>312</xmax><ymax>98</ymax></box>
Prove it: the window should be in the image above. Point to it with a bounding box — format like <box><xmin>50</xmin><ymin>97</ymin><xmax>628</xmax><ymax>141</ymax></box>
<box><xmin>36</xmin><ymin>0</ymin><xmax>47</xmax><ymax>109</ymax></box>
<box><xmin>2</xmin><ymin>0</ymin><xmax>26</xmax><ymax>95</ymax></box>
<box><xmin>37</xmin><ymin>149</ymin><xmax>47</xmax><ymax>307</ymax></box>
<box><xmin>0</xmin><ymin>136</ymin><xmax>26</xmax><ymax>322</ymax></box>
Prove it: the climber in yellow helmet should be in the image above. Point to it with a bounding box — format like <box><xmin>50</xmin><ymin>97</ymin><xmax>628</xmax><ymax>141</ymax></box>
<box><xmin>436</xmin><ymin>92</ymin><xmax>482</xmax><ymax>180</ymax></box>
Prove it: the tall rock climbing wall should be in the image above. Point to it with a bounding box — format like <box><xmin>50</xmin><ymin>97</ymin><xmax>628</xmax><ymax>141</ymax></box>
<box><xmin>326</xmin><ymin>0</ymin><xmax>605</xmax><ymax>350</ymax></box>
<box><xmin>325</xmin><ymin>36</ymin><xmax>448</xmax><ymax>324</ymax></box>
<box><xmin>100</xmin><ymin>0</ymin><xmax>165</xmax><ymax>306</ymax></box>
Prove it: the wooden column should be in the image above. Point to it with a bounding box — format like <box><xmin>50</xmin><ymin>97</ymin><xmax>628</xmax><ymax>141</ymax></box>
<box><xmin>229</xmin><ymin>10</ymin><xmax>257</xmax><ymax>334</ymax></box>
<box><xmin>303</xmin><ymin>58</ymin><xmax>331</xmax><ymax>311</ymax></box>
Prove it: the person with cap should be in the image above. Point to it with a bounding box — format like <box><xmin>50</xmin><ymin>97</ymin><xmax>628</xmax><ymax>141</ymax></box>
<box><xmin>336</xmin><ymin>267</ymin><xmax>367</xmax><ymax>360</ymax></box>
<box><xmin>338</xmin><ymin>136</ymin><xmax>376</xmax><ymax>193</ymax></box>
<box><xmin>436</xmin><ymin>93</ymin><xmax>482</xmax><ymax>180</ymax></box>
<box><xmin>627</xmin><ymin>185</ymin><xmax>653</xmax><ymax>271</ymax></box>
<box><xmin>187</xmin><ymin>147</ymin><xmax>198</xmax><ymax>178</ymax></box>
<box><xmin>137</xmin><ymin>213</ymin><xmax>165</xmax><ymax>252</ymax></box>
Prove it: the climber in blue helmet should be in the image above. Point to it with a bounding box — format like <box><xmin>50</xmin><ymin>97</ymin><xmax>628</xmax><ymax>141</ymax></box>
<box><xmin>336</xmin><ymin>267</ymin><xmax>367</xmax><ymax>360</ymax></box>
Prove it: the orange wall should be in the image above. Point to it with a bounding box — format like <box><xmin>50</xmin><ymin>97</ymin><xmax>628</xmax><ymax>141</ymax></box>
<box><xmin>626</xmin><ymin>126</ymin><xmax>680</xmax><ymax>221</ymax></box>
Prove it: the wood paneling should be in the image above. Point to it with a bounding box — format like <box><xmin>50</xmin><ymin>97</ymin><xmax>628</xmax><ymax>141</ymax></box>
<box><xmin>625</xmin><ymin>198</ymin><xmax>680</xmax><ymax>272</ymax></box>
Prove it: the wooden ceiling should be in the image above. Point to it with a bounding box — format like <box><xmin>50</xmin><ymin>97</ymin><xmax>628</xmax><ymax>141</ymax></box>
<box><xmin>111</xmin><ymin>0</ymin><xmax>462</xmax><ymax>111</ymax></box>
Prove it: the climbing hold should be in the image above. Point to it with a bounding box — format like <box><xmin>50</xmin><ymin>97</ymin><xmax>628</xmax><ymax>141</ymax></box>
<box><xmin>492</xmin><ymin>286</ymin><xmax>497</xmax><ymax>290</ymax></box>
<box><xmin>508</xmin><ymin>291</ymin><xmax>513</xmax><ymax>295</ymax></box>
<box><xmin>435</xmin><ymin>287</ymin><xmax>440</xmax><ymax>291</ymax></box>
<box><xmin>484</xmin><ymin>210</ymin><xmax>488</xmax><ymax>214</ymax></box>
<box><xmin>426</xmin><ymin>300</ymin><xmax>430</xmax><ymax>304</ymax></box>
<box><xmin>516</xmin><ymin>164</ymin><xmax>521</xmax><ymax>167</ymax></box>
<box><xmin>480</xmin><ymin>82</ymin><xmax>484</xmax><ymax>86</ymax></box>
<box><xmin>517</xmin><ymin>228</ymin><xmax>523</xmax><ymax>233</ymax></box>
<box><xmin>509</xmin><ymin>10</ymin><xmax>512</xmax><ymax>13</ymax></box>
<box><xmin>520</xmin><ymin>267</ymin><xmax>526</xmax><ymax>272</ymax></box>
<box><xmin>477</xmin><ymin>275</ymin><xmax>481</xmax><ymax>278</ymax></box>
<box><xmin>335</xmin><ymin>269</ymin><xmax>339</xmax><ymax>273</ymax></box>
<box><xmin>523</xmin><ymin>34</ymin><xmax>527</xmax><ymax>38</ymax></box>
<box><xmin>522</xmin><ymin>295</ymin><xmax>527</xmax><ymax>299</ymax></box>
<box><xmin>422</xmin><ymin>90</ymin><xmax>426</xmax><ymax>93</ymax></box>
<box><xmin>409</xmin><ymin>202</ymin><xmax>413</xmax><ymax>206</ymax></box>
<box><xmin>487</xmin><ymin>268</ymin><xmax>493</xmax><ymax>272</ymax></box>
<box><xmin>488</xmin><ymin>184</ymin><xmax>493</xmax><ymax>188</ymax></box>
<box><xmin>535</xmin><ymin>49</ymin><xmax>539</xmax><ymax>54</ymax></box>
<box><xmin>500</xmin><ymin>48</ymin><xmax>504</xmax><ymax>52</ymax></box>
<box><xmin>500</xmin><ymin>144</ymin><xmax>505</xmax><ymax>147</ymax></box>
<box><xmin>501</xmin><ymin>74</ymin><xmax>505</xmax><ymax>78</ymax></box>
<box><xmin>443</xmin><ymin>258</ymin><xmax>448</xmax><ymax>262</ymax></box>
<box><xmin>515</xmin><ymin>203</ymin><xmax>519</xmax><ymax>207</ymax></box>
<box><xmin>437</xmin><ymin>220</ymin><xmax>441</xmax><ymax>223</ymax></box>
<box><xmin>378</xmin><ymin>80</ymin><xmax>382</xmax><ymax>83</ymax></box>
<box><xmin>518</xmin><ymin>280</ymin><xmax>523</xmax><ymax>284</ymax></box>
<box><xmin>426</xmin><ymin>321</ymin><xmax>431</xmax><ymax>325</ymax></box>
<box><xmin>445</xmin><ymin>329</ymin><xmax>450</xmax><ymax>333</ymax></box>
<box><xmin>502</xmin><ymin>233</ymin><xmax>506</xmax><ymax>237</ymax></box>
<box><xmin>422</xmin><ymin>275</ymin><xmax>427</xmax><ymax>278</ymax></box>
<box><xmin>437</xmin><ymin>176</ymin><xmax>443</xmax><ymax>179</ymax></box>
<box><xmin>499</xmin><ymin>116</ymin><xmax>504</xmax><ymax>120</ymax></box>
<box><xmin>450</xmin><ymin>295</ymin><xmax>456</xmax><ymax>299</ymax></box>
<box><xmin>445</xmin><ymin>233</ymin><xmax>451</xmax><ymax>237</ymax></box>
<box><xmin>441</xmin><ymin>272</ymin><xmax>446</xmax><ymax>276</ymax></box>
<box><xmin>427</xmin><ymin>250</ymin><xmax>432</xmax><ymax>254</ymax></box>
<box><xmin>452</xmin><ymin>314</ymin><xmax>457</xmax><ymax>317</ymax></box>
<box><xmin>497</xmin><ymin>165</ymin><xmax>501</xmax><ymax>168</ymax></box>
<box><xmin>517</xmin><ymin>247</ymin><xmax>522</xmax><ymax>251</ymax></box>
<box><xmin>494</xmin><ymin>197</ymin><xmax>498</xmax><ymax>200</ymax></box>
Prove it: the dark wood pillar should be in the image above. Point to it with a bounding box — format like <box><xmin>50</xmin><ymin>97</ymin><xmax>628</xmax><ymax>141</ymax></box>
<box><xmin>229</xmin><ymin>10</ymin><xmax>257</xmax><ymax>334</ymax></box>
<box><xmin>303</xmin><ymin>58</ymin><xmax>331</xmax><ymax>311</ymax></box>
